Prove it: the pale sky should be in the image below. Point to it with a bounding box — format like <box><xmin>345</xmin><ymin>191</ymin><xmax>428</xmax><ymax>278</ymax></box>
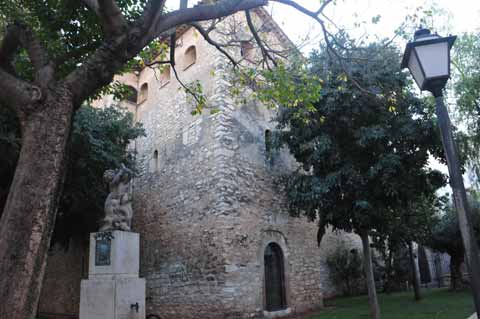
<box><xmin>169</xmin><ymin>1</ymin><xmax>480</xmax><ymax>52</ymax></box>
<box><xmin>270</xmin><ymin>0</ymin><xmax>480</xmax><ymax>52</ymax></box>
<box><xmin>269</xmin><ymin>0</ymin><xmax>480</xmax><ymax>52</ymax></box>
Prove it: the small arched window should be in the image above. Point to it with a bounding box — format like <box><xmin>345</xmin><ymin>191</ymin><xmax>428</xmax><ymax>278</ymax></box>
<box><xmin>240</xmin><ymin>41</ymin><xmax>254</xmax><ymax>61</ymax></box>
<box><xmin>184</xmin><ymin>45</ymin><xmax>197</xmax><ymax>70</ymax></box>
<box><xmin>160</xmin><ymin>66</ymin><xmax>171</xmax><ymax>87</ymax></box>
<box><xmin>125</xmin><ymin>85</ymin><xmax>138</xmax><ymax>104</ymax></box>
<box><xmin>139</xmin><ymin>83</ymin><xmax>148</xmax><ymax>103</ymax></box>
<box><xmin>265</xmin><ymin>130</ymin><xmax>272</xmax><ymax>163</ymax></box>
<box><xmin>150</xmin><ymin>150</ymin><xmax>159</xmax><ymax>173</ymax></box>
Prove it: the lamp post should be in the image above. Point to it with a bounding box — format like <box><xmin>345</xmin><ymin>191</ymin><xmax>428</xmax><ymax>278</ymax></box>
<box><xmin>402</xmin><ymin>28</ymin><xmax>480</xmax><ymax>314</ymax></box>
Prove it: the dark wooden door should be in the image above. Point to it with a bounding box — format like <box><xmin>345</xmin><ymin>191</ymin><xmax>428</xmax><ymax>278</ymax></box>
<box><xmin>418</xmin><ymin>246</ymin><xmax>432</xmax><ymax>284</ymax></box>
<box><xmin>264</xmin><ymin>243</ymin><xmax>286</xmax><ymax>311</ymax></box>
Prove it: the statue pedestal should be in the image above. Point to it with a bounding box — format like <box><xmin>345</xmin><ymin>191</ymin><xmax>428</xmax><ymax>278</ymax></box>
<box><xmin>79</xmin><ymin>231</ymin><xmax>145</xmax><ymax>319</ymax></box>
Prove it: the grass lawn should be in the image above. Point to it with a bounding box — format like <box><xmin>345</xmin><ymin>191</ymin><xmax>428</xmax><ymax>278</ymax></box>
<box><xmin>309</xmin><ymin>288</ymin><xmax>474</xmax><ymax>319</ymax></box>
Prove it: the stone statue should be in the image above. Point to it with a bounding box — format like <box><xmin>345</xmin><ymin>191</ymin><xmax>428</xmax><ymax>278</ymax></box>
<box><xmin>100</xmin><ymin>164</ymin><xmax>134</xmax><ymax>231</ymax></box>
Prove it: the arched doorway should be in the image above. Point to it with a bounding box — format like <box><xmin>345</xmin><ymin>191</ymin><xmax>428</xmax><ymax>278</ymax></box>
<box><xmin>264</xmin><ymin>243</ymin><xmax>286</xmax><ymax>311</ymax></box>
<box><xmin>418</xmin><ymin>246</ymin><xmax>432</xmax><ymax>284</ymax></box>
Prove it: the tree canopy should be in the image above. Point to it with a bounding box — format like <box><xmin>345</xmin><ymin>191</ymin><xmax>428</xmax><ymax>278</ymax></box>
<box><xmin>272</xmin><ymin>40</ymin><xmax>447</xmax><ymax>319</ymax></box>
<box><xmin>428</xmin><ymin>192</ymin><xmax>480</xmax><ymax>290</ymax></box>
<box><xmin>451</xmin><ymin>32</ymin><xmax>480</xmax><ymax>186</ymax></box>
<box><xmin>277</xmin><ymin>42</ymin><xmax>445</xmax><ymax>239</ymax></box>
<box><xmin>0</xmin><ymin>1</ymin><xmax>354</xmax><ymax>317</ymax></box>
<box><xmin>0</xmin><ymin>105</ymin><xmax>144</xmax><ymax>246</ymax></box>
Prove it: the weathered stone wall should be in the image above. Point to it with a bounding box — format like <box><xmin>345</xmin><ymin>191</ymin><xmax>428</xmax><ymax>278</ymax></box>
<box><xmin>38</xmin><ymin>239</ymin><xmax>88</xmax><ymax>318</ymax></box>
<box><xmin>131</xmin><ymin>26</ymin><xmax>238</xmax><ymax>318</ymax></box>
<box><xmin>129</xmin><ymin>19</ymin><xmax>329</xmax><ymax>317</ymax></box>
<box><xmin>125</xmin><ymin>15</ymin><xmax>332</xmax><ymax>318</ymax></box>
<box><xmin>207</xmin><ymin>69</ymin><xmax>324</xmax><ymax>316</ymax></box>
<box><xmin>37</xmin><ymin>10</ymin><xmax>361</xmax><ymax>319</ymax></box>
<box><xmin>417</xmin><ymin>246</ymin><xmax>451</xmax><ymax>288</ymax></box>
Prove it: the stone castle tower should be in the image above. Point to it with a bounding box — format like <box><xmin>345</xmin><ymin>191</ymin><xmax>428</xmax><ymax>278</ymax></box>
<box><xmin>37</xmin><ymin>8</ymin><xmax>361</xmax><ymax>319</ymax></box>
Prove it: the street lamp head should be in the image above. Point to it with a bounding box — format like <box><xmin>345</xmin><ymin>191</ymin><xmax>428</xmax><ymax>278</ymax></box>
<box><xmin>401</xmin><ymin>28</ymin><xmax>456</xmax><ymax>97</ymax></box>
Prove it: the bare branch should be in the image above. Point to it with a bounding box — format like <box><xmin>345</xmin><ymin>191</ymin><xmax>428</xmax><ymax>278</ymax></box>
<box><xmin>271</xmin><ymin>0</ymin><xmax>324</xmax><ymax>22</ymax></box>
<box><xmin>144</xmin><ymin>60</ymin><xmax>171</xmax><ymax>67</ymax></box>
<box><xmin>245</xmin><ymin>10</ymin><xmax>277</xmax><ymax>68</ymax></box>
<box><xmin>190</xmin><ymin>22</ymin><xmax>238</xmax><ymax>67</ymax></box>
<box><xmin>67</xmin><ymin>0</ymin><xmax>268</xmax><ymax>106</ymax></box>
<box><xmin>81</xmin><ymin>0</ymin><xmax>128</xmax><ymax>35</ymax></box>
<box><xmin>170</xmin><ymin>63</ymin><xmax>204</xmax><ymax>109</ymax></box>
<box><xmin>54</xmin><ymin>41</ymin><xmax>100</xmax><ymax>67</ymax></box>
<box><xmin>143</xmin><ymin>0</ymin><xmax>267</xmax><ymax>45</ymax></box>
<box><xmin>138</xmin><ymin>0</ymin><xmax>168</xmax><ymax>33</ymax></box>
<box><xmin>205</xmin><ymin>18</ymin><xmax>223</xmax><ymax>33</ymax></box>
<box><xmin>316</xmin><ymin>0</ymin><xmax>333</xmax><ymax>15</ymax></box>
<box><xmin>145</xmin><ymin>33</ymin><xmax>175</xmax><ymax>67</ymax></box>
<box><xmin>270</xmin><ymin>0</ymin><xmax>375</xmax><ymax>95</ymax></box>
<box><xmin>269</xmin><ymin>0</ymin><xmax>344</xmax><ymax>50</ymax></box>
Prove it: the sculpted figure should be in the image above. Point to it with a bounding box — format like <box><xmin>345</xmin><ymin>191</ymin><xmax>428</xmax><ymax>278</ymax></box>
<box><xmin>100</xmin><ymin>164</ymin><xmax>134</xmax><ymax>231</ymax></box>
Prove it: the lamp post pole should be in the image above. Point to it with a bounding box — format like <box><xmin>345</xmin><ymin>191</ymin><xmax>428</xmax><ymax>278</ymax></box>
<box><xmin>402</xmin><ymin>29</ymin><xmax>480</xmax><ymax>314</ymax></box>
<box><xmin>433</xmin><ymin>90</ymin><xmax>480</xmax><ymax>314</ymax></box>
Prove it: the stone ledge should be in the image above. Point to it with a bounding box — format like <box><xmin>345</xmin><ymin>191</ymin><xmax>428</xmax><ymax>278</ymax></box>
<box><xmin>263</xmin><ymin>308</ymin><xmax>292</xmax><ymax>318</ymax></box>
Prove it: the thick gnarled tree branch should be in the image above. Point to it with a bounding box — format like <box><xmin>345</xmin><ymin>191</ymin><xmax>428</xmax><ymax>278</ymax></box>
<box><xmin>0</xmin><ymin>25</ymin><xmax>21</xmax><ymax>73</ymax></box>
<box><xmin>138</xmin><ymin>0</ymin><xmax>168</xmax><ymax>33</ymax></box>
<box><xmin>0</xmin><ymin>23</ymin><xmax>51</xmax><ymax>79</ymax></box>
<box><xmin>66</xmin><ymin>0</ymin><xmax>269</xmax><ymax>105</ymax></box>
<box><xmin>0</xmin><ymin>23</ymin><xmax>49</xmax><ymax>111</ymax></box>
<box><xmin>142</xmin><ymin>0</ymin><xmax>267</xmax><ymax>45</ymax></box>
<box><xmin>81</xmin><ymin>0</ymin><xmax>128</xmax><ymax>35</ymax></box>
<box><xmin>0</xmin><ymin>68</ymin><xmax>42</xmax><ymax>111</ymax></box>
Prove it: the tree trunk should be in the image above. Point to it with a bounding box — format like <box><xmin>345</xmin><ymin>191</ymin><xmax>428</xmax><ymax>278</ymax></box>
<box><xmin>361</xmin><ymin>232</ymin><xmax>381</xmax><ymax>319</ymax></box>
<box><xmin>384</xmin><ymin>248</ymin><xmax>393</xmax><ymax>294</ymax></box>
<box><xmin>0</xmin><ymin>86</ymin><xmax>74</xmax><ymax>319</ymax></box>
<box><xmin>408</xmin><ymin>242</ymin><xmax>422</xmax><ymax>301</ymax></box>
<box><xmin>450</xmin><ymin>253</ymin><xmax>465</xmax><ymax>291</ymax></box>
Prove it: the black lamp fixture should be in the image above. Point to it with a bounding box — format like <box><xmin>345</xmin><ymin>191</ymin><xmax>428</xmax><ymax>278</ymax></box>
<box><xmin>401</xmin><ymin>28</ymin><xmax>456</xmax><ymax>96</ymax></box>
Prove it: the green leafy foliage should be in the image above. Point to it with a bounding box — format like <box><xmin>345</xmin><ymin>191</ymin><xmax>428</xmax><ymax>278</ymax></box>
<box><xmin>311</xmin><ymin>289</ymin><xmax>474</xmax><ymax>319</ymax></box>
<box><xmin>55</xmin><ymin>105</ymin><xmax>145</xmax><ymax>246</ymax></box>
<box><xmin>427</xmin><ymin>193</ymin><xmax>480</xmax><ymax>289</ymax></box>
<box><xmin>230</xmin><ymin>56</ymin><xmax>323</xmax><ymax>113</ymax></box>
<box><xmin>275</xmin><ymin>42</ymin><xmax>445</xmax><ymax>242</ymax></box>
<box><xmin>185</xmin><ymin>80</ymin><xmax>208</xmax><ymax>115</ymax></box>
<box><xmin>381</xmin><ymin>246</ymin><xmax>412</xmax><ymax>293</ymax></box>
<box><xmin>372</xmin><ymin>192</ymin><xmax>446</xmax><ymax>294</ymax></box>
<box><xmin>326</xmin><ymin>242</ymin><xmax>364</xmax><ymax>296</ymax></box>
<box><xmin>256</xmin><ymin>60</ymin><xmax>323</xmax><ymax>111</ymax></box>
<box><xmin>0</xmin><ymin>0</ymin><xmax>149</xmax><ymax>89</ymax></box>
<box><xmin>0</xmin><ymin>105</ymin><xmax>145</xmax><ymax>246</ymax></box>
<box><xmin>451</xmin><ymin>32</ymin><xmax>480</xmax><ymax>186</ymax></box>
